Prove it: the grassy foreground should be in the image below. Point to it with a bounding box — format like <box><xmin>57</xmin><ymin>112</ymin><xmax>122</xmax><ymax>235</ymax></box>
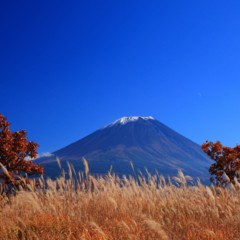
<box><xmin>0</xmin><ymin>161</ymin><xmax>240</xmax><ymax>240</ymax></box>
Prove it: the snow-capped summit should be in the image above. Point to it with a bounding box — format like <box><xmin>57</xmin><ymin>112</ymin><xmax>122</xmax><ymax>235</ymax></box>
<box><xmin>104</xmin><ymin>116</ymin><xmax>155</xmax><ymax>128</ymax></box>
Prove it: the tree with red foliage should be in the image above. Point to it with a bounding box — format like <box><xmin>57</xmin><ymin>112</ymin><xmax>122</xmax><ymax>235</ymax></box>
<box><xmin>0</xmin><ymin>114</ymin><xmax>44</xmax><ymax>190</ymax></box>
<box><xmin>202</xmin><ymin>140</ymin><xmax>240</xmax><ymax>185</ymax></box>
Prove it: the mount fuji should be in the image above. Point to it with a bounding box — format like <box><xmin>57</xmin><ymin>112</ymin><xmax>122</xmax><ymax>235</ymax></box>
<box><xmin>35</xmin><ymin>116</ymin><xmax>212</xmax><ymax>181</ymax></box>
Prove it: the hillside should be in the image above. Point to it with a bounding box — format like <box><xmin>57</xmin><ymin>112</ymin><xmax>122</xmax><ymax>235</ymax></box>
<box><xmin>36</xmin><ymin>116</ymin><xmax>212</xmax><ymax>180</ymax></box>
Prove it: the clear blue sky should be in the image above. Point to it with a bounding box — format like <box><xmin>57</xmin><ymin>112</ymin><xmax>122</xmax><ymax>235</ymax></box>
<box><xmin>1</xmin><ymin>0</ymin><xmax>240</xmax><ymax>155</ymax></box>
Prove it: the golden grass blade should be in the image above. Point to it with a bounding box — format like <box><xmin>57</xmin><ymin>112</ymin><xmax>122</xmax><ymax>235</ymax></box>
<box><xmin>82</xmin><ymin>157</ymin><xmax>89</xmax><ymax>176</ymax></box>
<box><xmin>56</xmin><ymin>157</ymin><xmax>61</xmax><ymax>169</ymax></box>
<box><xmin>0</xmin><ymin>163</ymin><xmax>10</xmax><ymax>178</ymax></box>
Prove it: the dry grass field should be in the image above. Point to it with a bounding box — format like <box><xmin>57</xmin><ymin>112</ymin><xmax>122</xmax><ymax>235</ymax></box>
<box><xmin>0</xmin><ymin>160</ymin><xmax>240</xmax><ymax>240</ymax></box>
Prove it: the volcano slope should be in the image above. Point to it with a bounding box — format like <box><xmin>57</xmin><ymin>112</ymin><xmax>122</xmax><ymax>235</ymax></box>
<box><xmin>35</xmin><ymin>116</ymin><xmax>212</xmax><ymax>182</ymax></box>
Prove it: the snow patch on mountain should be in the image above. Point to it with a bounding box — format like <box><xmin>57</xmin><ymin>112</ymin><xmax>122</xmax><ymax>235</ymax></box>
<box><xmin>103</xmin><ymin>116</ymin><xmax>155</xmax><ymax>128</ymax></box>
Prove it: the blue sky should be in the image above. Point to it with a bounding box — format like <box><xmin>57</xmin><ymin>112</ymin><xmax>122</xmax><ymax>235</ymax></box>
<box><xmin>1</xmin><ymin>0</ymin><xmax>240</xmax><ymax>155</ymax></box>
